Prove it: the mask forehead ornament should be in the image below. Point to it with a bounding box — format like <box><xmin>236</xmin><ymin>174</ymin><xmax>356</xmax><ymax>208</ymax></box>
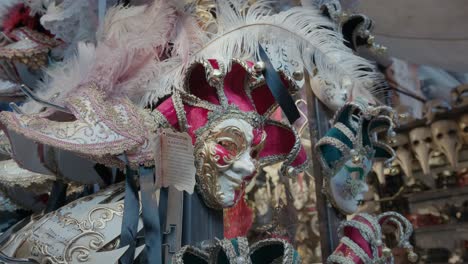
<box><xmin>316</xmin><ymin>101</ymin><xmax>396</xmax><ymax>214</ymax></box>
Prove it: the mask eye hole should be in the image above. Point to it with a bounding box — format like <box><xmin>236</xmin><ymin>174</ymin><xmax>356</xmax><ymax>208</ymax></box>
<box><xmin>250</xmin><ymin>149</ymin><xmax>259</xmax><ymax>159</ymax></box>
<box><xmin>403</xmin><ymin>143</ymin><xmax>410</xmax><ymax>149</ymax></box>
<box><xmin>413</xmin><ymin>140</ymin><xmax>420</xmax><ymax>146</ymax></box>
<box><xmin>424</xmin><ymin>137</ymin><xmax>432</xmax><ymax>143</ymax></box>
<box><xmin>464</xmin><ymin>127</ymin><xmax>468</xmax><ymax>133</ymax></box>
<box><xmin>436</xmin><ymin>133</ymin><xmax>443</xmax><ymax>139</ymax></box>
<box><xmin>218</xmin><ymin>140</ymin><xmax>238</xmax><ymax>156</ymax></box>
<box><xmin>448</xmin><ymin>129</ymin><xmax>457</xmax><ymax>136</ymax></box>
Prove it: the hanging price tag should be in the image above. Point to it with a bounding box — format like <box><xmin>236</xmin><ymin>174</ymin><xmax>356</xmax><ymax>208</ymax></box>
<box><xmin>153</xmin><ymin>128</ymin><xmax>196</xmax><ymax>194</ymax></box>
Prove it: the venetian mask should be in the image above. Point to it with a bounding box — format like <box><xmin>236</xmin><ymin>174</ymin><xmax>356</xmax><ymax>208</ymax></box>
<box><xmin>409</xmin><ymin>127</ymin><xmax>433</xmax><ymax>176</ymax></box>
<box><xmin>316</xmin><ymin>102</ymin><xmax>396</xmax><ymax>215</ymax></box>
<box><xmin>459</xmin><ymin>114</ymin><xmax>468</xmax><ymax>144</ymax></box>
<box><xmin>451</xmin><ymin>84</ymin><xmax>468</xmax><ymax>108</ymax></box>
<box><xmin>431</xmin><ymin>120</ymin><xmax>462</xmax><ymax>170</ymax></box>
<box><xmin>0</xmin><ymin>184</ymin><xmax>144</xmax><ymax>263</ymax></box>
<box><xmin>309</xmin><ymin>74</ymin><xmax>376</xmax><ymax>112</ymax></box>
<box><xmin>195</xmin><ymin>117</ymin><xmax>266</xmax><ymax>209</ymax></box>
<box><xmin>328</xmin><ymin>212</ymin><xmax>417</xmax><ymax>264</ymax></box>
<box><xmin>390</xmin><ymin>133</ymin><xmax>414</xmax><ymax>179</ymax></box>
<box><xmin>329</xmin><ymin>155</ymin><xmax>372</xmax><ymax>214</ymax></box>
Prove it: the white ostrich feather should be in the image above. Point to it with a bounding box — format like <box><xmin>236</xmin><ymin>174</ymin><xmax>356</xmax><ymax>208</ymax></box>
<box><xmin>82</xmin><ymin>1</ymin><xmax>179</xmax><ymax>101</ymax></box>
<box><xmin>109</xmin><ymin>1</ymin><xmax>207</xmax><ymax>102</ymax></box>
<box><xmin>142</xmin><ymin>0</ymin><xmax>383</xmax><ymax>106</ymax></box>
<box><xmin>23</xmin><ymin>0</ymin><xmax>50</xmax><ymax>15</ymax></box>
<box><xmin>97</xmin><ymin>4</ymin><xmax>147</xmax><ymax>43</ymax></box>
<box><xmin>20</xmin><ymin>42</ymin><xmax>96</xmax><ymax>114</ymax></box>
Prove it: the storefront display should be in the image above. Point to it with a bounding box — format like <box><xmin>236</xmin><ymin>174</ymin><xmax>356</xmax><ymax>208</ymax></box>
<box><xmin>0</xmin><ymin>0</ymin><xmax>442</xmax><ymax>263</ymax></box>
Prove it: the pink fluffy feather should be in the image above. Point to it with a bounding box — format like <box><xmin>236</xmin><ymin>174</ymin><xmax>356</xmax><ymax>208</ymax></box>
<box><xmin>76</xmin><ymin>0</ymin><xmax>179</xmax><ymax>101</ymax></box>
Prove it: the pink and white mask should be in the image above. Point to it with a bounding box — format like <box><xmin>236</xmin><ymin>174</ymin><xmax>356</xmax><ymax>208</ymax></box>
<box><xmin>195</xmin><ymin>118</ymin><xmax>266</xmax><ymax>208</ymax></box>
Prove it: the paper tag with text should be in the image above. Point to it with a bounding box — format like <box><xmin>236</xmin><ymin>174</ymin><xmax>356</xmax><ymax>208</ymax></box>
<box><xmin>154</xmin><ymin>128</ymin><xmax>196</xmax><ymax>194</ymax></box>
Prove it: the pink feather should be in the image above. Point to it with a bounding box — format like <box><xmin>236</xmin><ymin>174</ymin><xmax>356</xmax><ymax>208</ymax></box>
<box><xmin>171</xmin><ymin>12</ymin><xmax>207</xmax><ymax>65</ymax></box>
<box><xmin>77</xmin><ymin>0</ymin><xmax>179</xmax><ymax>101</ymax></box>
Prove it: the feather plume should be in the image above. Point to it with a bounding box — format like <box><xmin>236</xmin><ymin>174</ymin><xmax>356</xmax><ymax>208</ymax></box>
<box><xmin>0</xmin><ymin>0</ymin><xmax>21</xmax><ymax>26</ymax></box>
<box><xmin>21</xmin><ymin>42</ymin><xmax>96</xmax><ymax>114</ymax></box>
<box><xmin>122</xmin><ymin>5</ymin><xmax>208</xmax><ymax>103</ymax></box>
<box><xmin>97</xmin><ymin>4</ymin><xmax>147</xmax><ymax>43</ymax></box>
<box><xmin>2</xmin><ymin>3</ymin><xmax>39</xmax><ymax>34</ymax></box>
<box><xmin>78</xmin><ymin>1</ymin><xmax>179</xmax><ymax>101</ymax></box>
<box><xmin>171</xmin><ymin>7</ymin><xmax>209</xmax><ymax>64</ymax></box>
<box><xmin>142</xmin><ymin>0</ymin><xmax>384</xmax><ymax>107</ymax></box>
<box><xmin>22</xmin><ymin>0</ymin><xmax>49</xmax><ymax>15</ymax></box>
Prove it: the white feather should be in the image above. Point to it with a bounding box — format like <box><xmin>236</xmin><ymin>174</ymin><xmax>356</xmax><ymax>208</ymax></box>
<box><xmin>142</xmin><ymin>0</ymin><xmax>383</xmax><ymax>106</ymax></box>
<box><xmin>82</xmin><ymin>1</ymin><xmax>179</xmax><ymax>101</ymax></box>
<box><xmin>21</xmin><ymin>42</ymin><xmax>96</xmax><ymax>114</ymax></box>
<box><xmin>97</xmin><ymin>4</ymin><xmax>147</xmax><ymax>43</ymax></box>
<box><xmin>23</xmin><ymin>0</ymin><xmax>50</xmax><ymax>15</ymax></box>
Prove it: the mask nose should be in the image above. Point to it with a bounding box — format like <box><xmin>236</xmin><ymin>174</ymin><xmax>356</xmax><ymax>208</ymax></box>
<box><xmin>231</xmin><ymin>151</ymin><xmax>256</xmax><ymax>177</ymax></box>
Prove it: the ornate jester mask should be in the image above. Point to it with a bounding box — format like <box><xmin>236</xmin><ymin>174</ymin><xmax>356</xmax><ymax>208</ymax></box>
<box><xmin>316</xmin><ymin>101</ymin><xmax>396</xmax><ymax>214</ymax></box>
<box><xmin>328</xmin><ymin>212</ymin><xmax>417</xmax><ymax>264</ymax></box>
<box><xmin>154</xmin><ymin>59</ymin><xmax>308</xmax><ymax>210</ymax></box>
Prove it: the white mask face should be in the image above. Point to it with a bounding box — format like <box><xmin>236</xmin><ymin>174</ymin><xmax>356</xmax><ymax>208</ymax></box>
<box><xmin>329</xmin><ymin>157</ymin><xmax>372</xmax><ymax>214</ymax></box>
<box><xmin>309</xmin><ymin>75</ymin><xmax>377</xmax><ymax>112</ymax></box>
<box><xmin>431</xmin><ymin>120</ymin><xmax>462</xmax><ymax>170</ymax></box>
<box><xmin>196</xmin><ymin>118</ymin><xmax>266</xmax><ymax>208</ymax></box>
<box><xmin>214</xmin><ymin>119</ymin><xmax>255</xmax><ymax>207</ymax></box>
<box><xmin>391</xmin><ymin>133</ymin><xmax>414</xmax><ymax>179</ymax></box>
<box><xmin>409</xmin><ymin>127</ymin><xmax>433</xmax><ymax>176</ymax></box>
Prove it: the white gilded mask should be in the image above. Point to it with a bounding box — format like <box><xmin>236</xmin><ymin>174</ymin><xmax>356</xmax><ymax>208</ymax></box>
<box><xmin>390</xmin><ymin>133</ymin><xmax>414</xmax><ymax>181</ymax></box>
<box><xmin>431</xmin><ymin>120</ymin><xmax>462</xmax><ymax>170</ymax></box>
<box><xmin>409</xmin><ymin>127</ymin><xmax>433</xmax><ymax>176</ymax></box>
<box><xmin>329</xmin><ymin>156</ymin><xmax>372</xmax><ymax>214</ymax></box>
<box><xmin>195</xmin><ymin>118</ymin><xmax>266</xmax><ymax>209</ymax></box>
